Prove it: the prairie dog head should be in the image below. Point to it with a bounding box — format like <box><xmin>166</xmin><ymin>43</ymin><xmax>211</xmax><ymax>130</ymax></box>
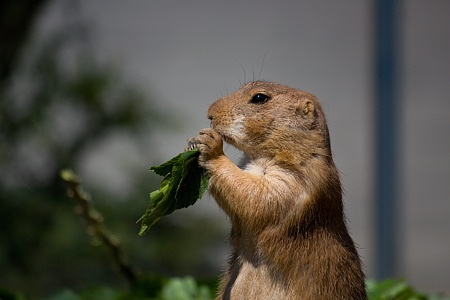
<box><xmin>207</xmin><ymin>81</ymin><xmax>331</xmax><ymax>161</ymax></box>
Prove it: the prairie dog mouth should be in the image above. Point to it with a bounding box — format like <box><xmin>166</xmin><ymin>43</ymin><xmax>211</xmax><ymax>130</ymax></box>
<box><xmin>212</xmin><ymin>127</ymin><xmax>236</xmax><ymax>146</ymax></box>
<box><xmin>207</xmin><ymin>125</ymin><xmax>233</xmax><ymax>145</ymax></box>
<box><xmin>218</xmin><ymin>131</ymin><xmax>247</xmax><ymax>155</ymax></box>
<box><xmin>220</xmin><ymin>133</ymin><xmax>234</xmax><ymax>145</ymax></box>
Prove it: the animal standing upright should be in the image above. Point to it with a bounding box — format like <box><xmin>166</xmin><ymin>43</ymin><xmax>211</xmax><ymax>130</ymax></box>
<box><xmin>187</xmin><ymin>81</ymin><xmax>367</xmax><ymax>300</ymax></box>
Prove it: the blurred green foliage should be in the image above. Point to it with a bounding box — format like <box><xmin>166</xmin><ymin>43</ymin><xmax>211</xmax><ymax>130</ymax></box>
<box><xmin>0</xmin><ymin>1</ymin><xmax>224</xmax><ymax>297</ymax></box>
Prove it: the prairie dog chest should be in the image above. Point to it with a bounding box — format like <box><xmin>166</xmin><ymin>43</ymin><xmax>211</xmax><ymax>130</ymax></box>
<box><xmin>239</xmin><ymin>156</ymin><xmax>287</xmax><ymax>179</ymax></box>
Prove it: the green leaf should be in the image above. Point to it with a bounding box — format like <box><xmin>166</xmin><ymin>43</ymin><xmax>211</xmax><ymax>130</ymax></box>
<box><xmin>160</xmin><ymin>277</ymin><xmax>212</xmax><ymax>300</ymax></box>
<box><xmin>367</xmin><ymin>279</ymin><xmax>429</xmax><ymax>300</ymax></box>
<box><xmin>138</xmin><ymin>149</ymin><xmax>208</xmax><ymax>235</ymax></box>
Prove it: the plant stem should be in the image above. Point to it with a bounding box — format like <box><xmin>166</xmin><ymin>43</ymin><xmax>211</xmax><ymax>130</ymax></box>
<box><xmin>60</xmin><ymin>169</ymin><xmax>138</xmax><ymax>285</ymax></box>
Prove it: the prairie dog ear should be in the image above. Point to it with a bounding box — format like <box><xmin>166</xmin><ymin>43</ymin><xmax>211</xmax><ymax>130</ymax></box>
<box><xmin>297</xmin><ymin>99</ymin><xmax>316</xmax><ymax>121</ymax></box>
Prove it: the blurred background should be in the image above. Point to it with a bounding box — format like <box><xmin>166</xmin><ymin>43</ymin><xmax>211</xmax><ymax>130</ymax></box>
<box><xmin>1</xmin><ymin>0</ymin><xmax>449</xmax><ymax>297</ymax></box>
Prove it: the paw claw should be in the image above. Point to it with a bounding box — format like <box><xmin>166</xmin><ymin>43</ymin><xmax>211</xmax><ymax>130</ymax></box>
<box><xmin>185</xmin><ymin>138</ymin><xmax>199</xmax><ymax>152</ymax></box>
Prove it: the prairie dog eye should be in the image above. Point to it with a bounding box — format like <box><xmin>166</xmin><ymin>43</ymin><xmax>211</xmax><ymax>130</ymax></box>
<box><xmin>249</xmin><ymin>93</ymin><xmax>270</xmax><ymax>104</ymax></box>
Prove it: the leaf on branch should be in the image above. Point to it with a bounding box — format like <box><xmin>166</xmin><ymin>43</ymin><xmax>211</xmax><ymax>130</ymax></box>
<box><xmin>138</xmin><ymin>149</ymin><xmax>208</xmax><ymax>236</ymax></box>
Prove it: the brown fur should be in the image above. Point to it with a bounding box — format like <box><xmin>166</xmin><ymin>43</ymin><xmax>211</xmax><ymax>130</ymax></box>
<box><xmin>188</xmin><ymin>81</ymin><xmax>366</xmax><ymax>299</ymax></box>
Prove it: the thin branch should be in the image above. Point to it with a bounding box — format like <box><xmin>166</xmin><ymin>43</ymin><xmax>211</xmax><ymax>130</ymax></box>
<box><xmin>60</xmin><ymin>169</ymin><xmax>138</xmax><ymax>285</ymax></box>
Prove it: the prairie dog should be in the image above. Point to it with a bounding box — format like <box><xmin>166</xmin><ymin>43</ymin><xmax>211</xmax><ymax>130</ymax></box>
<box><xmin>187</xmin><ymin>81</ymin><xmax>366</xmax><ymax>300</ymax></box>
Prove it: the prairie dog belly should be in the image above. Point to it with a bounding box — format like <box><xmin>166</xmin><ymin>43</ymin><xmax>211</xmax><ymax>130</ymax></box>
<box><xmin>230</xmin><ymin>259</ymin><xmax>286</xmax><ymax>300</ymax></box>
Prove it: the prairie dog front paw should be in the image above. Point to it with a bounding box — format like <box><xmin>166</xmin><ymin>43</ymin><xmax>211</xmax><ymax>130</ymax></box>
<box><xmin>186</xmin><ymin>128</ymin><xmax>224</xmax><ymax>168</ymax></box>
